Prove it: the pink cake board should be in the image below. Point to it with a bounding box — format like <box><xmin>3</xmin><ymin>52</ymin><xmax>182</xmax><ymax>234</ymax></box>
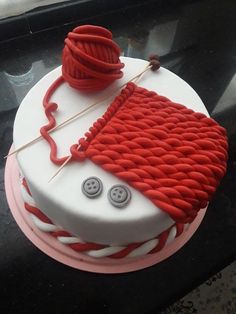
<box><xmin>5</xmin><ymin>146</ymin><xmax>207</xmax><ymax>274</ymax></box>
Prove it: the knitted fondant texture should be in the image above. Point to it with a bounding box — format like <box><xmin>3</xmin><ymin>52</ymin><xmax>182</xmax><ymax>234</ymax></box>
<box><xmin>41</xmin><ymin>82</ymin><xmax>228</xmax><ymax>224</ymax></box>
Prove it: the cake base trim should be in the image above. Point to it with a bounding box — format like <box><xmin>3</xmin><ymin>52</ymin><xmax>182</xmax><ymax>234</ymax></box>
<box><xmin>5</xmin><ymin>146</ymin><xmax>207</xmax><ymax>273</ymax></box>
<box><xmin>21</xmin><ymin>176</ymin><xmax>188</xmax><ymax>258</ymax></box>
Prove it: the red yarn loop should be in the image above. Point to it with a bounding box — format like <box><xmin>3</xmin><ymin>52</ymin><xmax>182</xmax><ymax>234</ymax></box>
<box><xmin>70</xmin><ymin>144</ymin><xmax>86</xmax><ymax>161</ymax></box>
<box><xmin>62</xmin><ymin>25</ymin><xmax>124</xmax><ymax>92</ymax></box>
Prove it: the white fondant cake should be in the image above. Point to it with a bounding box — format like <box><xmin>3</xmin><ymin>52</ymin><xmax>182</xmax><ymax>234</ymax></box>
<box><xmin>13</xmin><ymin>57</ymin><xmax>208</xmax><ymax>253</ymax></box>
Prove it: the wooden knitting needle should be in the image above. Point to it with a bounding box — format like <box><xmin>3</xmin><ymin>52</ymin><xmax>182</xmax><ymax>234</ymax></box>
<box><xmin>48</xmin><ymin>64</ymin><xmax>153</xmax><ymax>182</ymax></box>
<box><xmin>5</xmin><ymin>64</ymin><xmax>151</xmax><ymax>159</ymax></box>
<box><xmin>48</xmin><ymin>155</ymin><xmax>73</xmax><ymax>183</ymax></box>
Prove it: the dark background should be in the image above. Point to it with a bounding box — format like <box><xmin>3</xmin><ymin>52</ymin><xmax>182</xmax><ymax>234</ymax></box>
<box><xmin>0</xmin><ymin>0</ymin><xmax>236</xmax><ymax>313</ymax></box>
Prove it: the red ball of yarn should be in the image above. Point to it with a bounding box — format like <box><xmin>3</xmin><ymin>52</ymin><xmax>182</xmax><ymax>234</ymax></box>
<box><xmin>62</xmin><ymin>25</ymin><xmax>124</xmax><ymax>93</ymax></box>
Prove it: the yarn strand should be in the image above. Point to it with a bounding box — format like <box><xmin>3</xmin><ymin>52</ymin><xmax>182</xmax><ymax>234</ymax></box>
<box><xmin>47</xmin><ymin>64</ymin><xmax>152</xmax><ymax>181</ymax></box>
<box><xmin>5</xmin><ymin>63</ymin><xmax>152</xmax><ymax>159</ymax></box>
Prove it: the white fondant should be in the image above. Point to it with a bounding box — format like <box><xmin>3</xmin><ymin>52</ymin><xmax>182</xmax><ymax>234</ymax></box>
<box><xmin>57</xmin><ymin>236</ymin><xmax>84</xmax><ymax>244</ymax></box>
<box><xmin>20</xmin><ymin>183</ymin><xmax>36</xmax><ymax>207</ymax></box>
<box><xmin>14</xmin><ymin>57</ymin><xmax>208</xmax><ymax>245</ymax></box>
<box><xmin>184</xmin><ymin>223</ymin><xmax>190</xmax><ymax>231</ymax></box>
<box><xmin>128</xmin><ymin>239</ymin><xmax>159</xmax><ymax>257</ymax></box>
<box><xmin>166</xmin><ymin>226</ymin><xmax>177</xmax><ymax>245</ymax></box>
<box><xmin>30</xmin><ymin>214</ymin><xmax>58</xmax><ymax>232</ymax></box>
<box><xmin>87</xmin><ymin>247</ymin><xmax>125</xmax><ymax>258</ymax></box>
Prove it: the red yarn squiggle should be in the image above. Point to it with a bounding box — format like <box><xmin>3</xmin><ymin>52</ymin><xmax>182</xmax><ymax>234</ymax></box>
<box><xmin>40</xmin><ymin>76</ymin><xmax>70</xmax><ymax>165</ymax></box>
<box><xmin>41</xmin><ymin>82</ymin><xmax>228</xmax><ymax>223</ymax></box>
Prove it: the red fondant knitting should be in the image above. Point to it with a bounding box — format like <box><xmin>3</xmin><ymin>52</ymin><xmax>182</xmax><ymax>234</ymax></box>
<box><xmin>40</xmin><ymin>76</ymin><xmax>70</xmax><ymax>165</ymax></box>
<box><xmin>41</xmin><ymin>82</ymin><xmax>228</xmax><ymax>223</ymax></box>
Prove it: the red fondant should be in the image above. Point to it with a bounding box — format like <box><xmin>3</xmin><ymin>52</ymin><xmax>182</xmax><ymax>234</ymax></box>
<box><xmin>69</xmin><ymin>242</ymin><xmax>105</xmax><ymax>251</ymax></box>
<box><xmin>51</xmin><ymin>230</ymin><xmax>71</xmax><ymax>237</ymax></box>
<box><xmin>40</xmin><ymin>76</ymin><xmax>70</xmax><ymax>165</ymax></box>
<box><xmin>110</xmin><ymin>243</ymin><xmax>143</xmax><ymax>259</ymax></box>
<box><xmin>24</xmin><ymin>202</ymin><xmax>52</xmax><ymax>224</ymax></box>
<box><xmin>22</xmin><ymin>178</ymin><xmax>32</xmax><ymax>196</ymax></box>
<box><xmin>62</xmin><ymin>25</ymin><xmax>124</xmax><ymax>92</ymax></box>
<box><xmin>149</xmin><ymin>230</ymin><xmax>170</xmax><ymax>254</ymax></box>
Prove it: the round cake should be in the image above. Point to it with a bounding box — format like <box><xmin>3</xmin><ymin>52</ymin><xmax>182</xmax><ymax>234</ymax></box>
<box><xmin>11</xmin><ymin>54</ymin><xmax>228</xmax><ymax>261</ymax></box>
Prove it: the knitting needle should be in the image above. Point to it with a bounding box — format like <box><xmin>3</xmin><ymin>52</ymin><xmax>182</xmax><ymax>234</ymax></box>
<box><xmin>48</xmin><ymin>155</ymin><xmax>73</xmax><ymax>183</ymax></box>
<box><xmin>5</xmin><ymin>64</ymin><xmax>151</xmax><ymax>159</ymax></box>
<box><xmin>48</xmin><ymin>64</ymin><xmax>152</xmax><ymax>182</ymax></box>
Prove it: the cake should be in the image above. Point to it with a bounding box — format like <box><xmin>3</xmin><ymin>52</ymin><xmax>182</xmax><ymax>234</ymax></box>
<box><xmin>10</xmin><ymin>26</ymin><xmax>228</xmax><ymax>263</ymax></box>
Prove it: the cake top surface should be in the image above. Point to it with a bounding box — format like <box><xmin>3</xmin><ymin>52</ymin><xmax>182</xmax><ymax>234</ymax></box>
<box><xmin>13</xmin><ymin>57</ymin><xmax>210</xmax><ymax>244</ymax></box>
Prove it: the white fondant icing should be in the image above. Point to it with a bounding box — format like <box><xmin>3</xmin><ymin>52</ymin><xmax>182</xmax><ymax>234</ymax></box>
<box><xmin>184</xmin><ymin>223</ymin><xmax>190</xmax><ymax>231</ymax></box>
<box><xmin>166</xmin><ymin>226</ymin><xmax>177</xmax><ymax>245</ymax></box>
<box><xmin>87</xmin><ymin>247</ymin><xmax>125</xmax><ymax>258</ymax></box>
<box><xmin>57</xmin><ymin>236</ymin><xmax>84</xmax><ymax>244</ymax></box>
<box><xmin>14</xmin><ymin>57</ymin><xmax>208</xmax><ymax>245</ymax></box>
<box><xmin>30</xmin><ymin>214</ymin><xmax>58</xmax><ymax>232</ymax></box>
<box><xmin>20</xmin><ymin>183</ymin><xmax>36</xmax><ymax>207</ymax></box>
<box><xmin>128</xmin><ymin>239</ymin><xmax>159</xmax><ymax>257</ymax></box>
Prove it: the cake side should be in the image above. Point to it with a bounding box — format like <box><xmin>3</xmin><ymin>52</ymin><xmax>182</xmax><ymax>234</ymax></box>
<box><xmin>20</xmin><ymin>174</ymin><xmax>189</xmax><ymax>258</ymax></box>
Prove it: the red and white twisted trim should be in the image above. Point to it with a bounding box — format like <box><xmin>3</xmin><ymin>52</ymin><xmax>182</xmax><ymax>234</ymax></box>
<box><xmin>20</xmin><ymin>176</ymin><xmax>189</xmax><ymax>259</ymax></box>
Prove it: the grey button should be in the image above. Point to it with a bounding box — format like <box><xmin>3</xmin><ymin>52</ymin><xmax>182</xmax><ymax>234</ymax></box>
<box><xmin>82</xmin><ymin>177</ymin><xmax>103</xmax><ymax>198</ymax></box>
<box><xmin>108</xmin><ymin>185</ymin><xmax>131</xmax><ymax>208</ymax></box>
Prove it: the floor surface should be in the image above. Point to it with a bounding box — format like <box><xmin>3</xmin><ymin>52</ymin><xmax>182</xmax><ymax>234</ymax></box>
<box><xmin>163</xmin><ymin>261</ymin><xmax>236</xmax><ymax>314</ymax></box>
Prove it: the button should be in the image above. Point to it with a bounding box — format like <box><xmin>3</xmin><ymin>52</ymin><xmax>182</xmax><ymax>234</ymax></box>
<box><xmin>108</xmin><ymin>185</ymin><xmax>131</xmax><ymax>208</ymax></box>
<box><xmin>82</xmin><ymin>177</ymin><xmax>103</xmax><ymax>198</ymax></box>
